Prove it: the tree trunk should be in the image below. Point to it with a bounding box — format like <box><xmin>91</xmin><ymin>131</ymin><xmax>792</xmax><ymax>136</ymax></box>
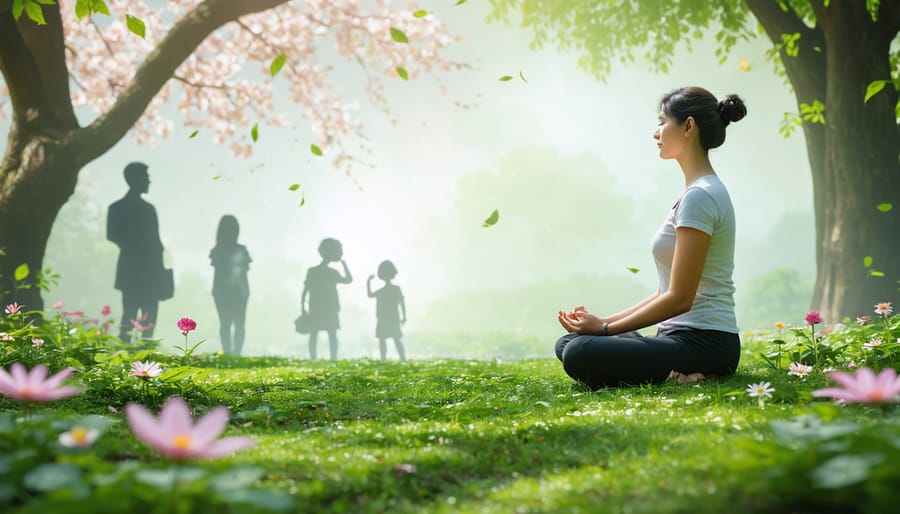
<box><xmin>812</xmin><ymin>4</ymin><xmax>900</xmax><ymax>322</ymax></box>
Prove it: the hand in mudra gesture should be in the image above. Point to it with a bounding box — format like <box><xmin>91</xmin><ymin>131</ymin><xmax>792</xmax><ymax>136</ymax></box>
<box><xmin>557</xmin><ymin>305</ymin><xmax>605</xmax><ymax>335</ymax></box>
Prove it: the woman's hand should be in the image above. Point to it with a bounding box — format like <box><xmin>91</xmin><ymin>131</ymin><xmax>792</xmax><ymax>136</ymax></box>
<box><xmin>557</xmin><ymin>306</ymin><xmax>605</xmax><ymax>334</ymax></box>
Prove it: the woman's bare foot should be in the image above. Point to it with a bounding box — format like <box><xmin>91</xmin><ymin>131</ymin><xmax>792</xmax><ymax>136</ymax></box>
<box><xmin>667</xmin><ymin>370</ymin><xmax>708</xmax><ymax>384</ymax></box>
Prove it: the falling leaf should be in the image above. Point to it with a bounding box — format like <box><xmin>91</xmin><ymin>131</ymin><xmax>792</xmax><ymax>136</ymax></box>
<box><xmin>454</xmin><ymin>0</ymin><xmax>467</xmax><ymax>5</ymax></box>
<box><xmin>413</xmin><ymin>9</ymin><xmax>428</xmax><ymax>17</ymax></box>
<box><xmin>390</xmin><ymin>27</ymin><xmax>408</xmax><ymax>43</ymax></box>
<box><xmin>270</xmin><ymin>54</ymin><xmax>287</xmax><ymax>77</ymax></box>
<box><xmin>482</xmin><ymin>209</ymin><xmax>499</xmax><ymax>227</ymax></box>
<box><xmin>250</xmin><ymin>123</ymin><xmax>259</xmax><ymax>142</ymax></box>
<box><xmin>288</xmin><ymin>184</ymin><xmax>301</xmax><ymax>191</ymax></box>
<box><xmin>876</xmin><ymin>202</ymin><xmax>892</xmax><ymax>212</ymax></box>
<box><xmin>299</xmin><ymin>195</ymin><xmax>306</xmax><ymax>207</ymax></box>
<box><xmin>738</xmin><ymin>57</ymin><xmax>751</xmax><ymax>72</ymax></box>
<box><xmin>864</xmin><ymin>80</ymin><xmax>887</xmax><ymax>104</ymax></box>
<box><xmin>626</xmin><ymin>267</ymin><xmax>640</xmax><ymax>274</ymax></box>
<box><xmin>189</xmin><ymin>130</ymin><xmax>199</xmax><ymax>139</ymax></box>
<box><xmin>310</xmin><ymin>144</ymin><xmax>323</xmax><ymax>156</ymax></box>
<box><xmin>125</xmin><ymin>14</ymin><xmax>146</xmax><ymax>38</ymax></box>
<box><xmin>14</xmin><ymin>263</ymin><xmax>29</xmax><ymax>281</ymax></box>
<box><xmin>499</xmin><ymin>75</ymin><xmax>513</xmax><ymax>82</ymax></box>
<box><xmin>519</xmin><ymin>70</ymin><xmax>528</xmax><ymax>83</ymax></box>
<box><xmin>869</xmin><ymin>270</ymin><xmax>885</xmax><ymax>277</ymax></box>
<box><xmin>212</xmin><ymin>175</ymin><xmax>221</xmax><ymax>180</ymax></box>
<box><xmin>863</xmin><ymin>256</ymin><xmax>873</xmax><ymax>268</ymax></box>
<box><xmin>396</xmin><ymin>66</ymin><xmax>409</xmax><ymax>80</ymax></box>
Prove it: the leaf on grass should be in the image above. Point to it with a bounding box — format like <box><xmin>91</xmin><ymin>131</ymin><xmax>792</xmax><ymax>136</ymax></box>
<box><xmin>864</xmin><ymin>80</ymin><xmax>887</xmax><ymax>103</ymax></box>
<box><xmin>482</xmin><ymin>209</ymin><xmax>499</xmax><ymax>227</ymax></box>
<box><xmin>310</xmin><ymin>144</ymin><xmax>323</xmax><ymax>156</ymax></box>
<box><xmin>390</xmin><ymin>27</ymin><xmax>408</xmax><ymax>43</ymax></box>
<box><xmin>499</xmin><ymin>75</ymin><xmax>514</xmax><ymax>81</ymax></box>
<box><xmin>251</xmin><ymin>123</ymin><xmax>259</xmax><ymax>142</ymax></box>
<box><xmin>14</xmin><ymin>263</ymin><xmax>29</xmax><ymax>281</ymax></box>
<box><xmin>396</xmin><ymin>66</ymin><xmax>409</xmax><ymax>80</ymax></box>
<box><xmin>270</xmin><ymin>54</ymin><xmax>287</xmax><ymax>77</ymax></box>
<box><xmin>125</xmin><ymin>14</ymin><xmax>145</xmax><ymax>38</ymax></box>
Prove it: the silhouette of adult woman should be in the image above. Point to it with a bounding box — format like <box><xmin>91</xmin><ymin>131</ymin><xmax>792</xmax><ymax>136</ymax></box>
<box><xmin>209</xmin><ymin>215</ymin><xmax>251</xmax><ymax>355</ymax></box>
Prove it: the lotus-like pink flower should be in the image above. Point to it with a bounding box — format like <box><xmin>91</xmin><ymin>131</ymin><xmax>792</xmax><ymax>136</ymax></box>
<box><xmin>788</xmin><ymin>362</ymin><xmax>813</xmax><ymax>377</ymax></box>
<box><xmin>812</xmin><ymin>367</ymin><xmax>900</xmax><ymax>404</ymax></box>
<box><xmin>4</xmin><ymin>302</ymin><xmax>22</xmax><ymax>314</ymax></box>
<box><xmin>131</xmin><ymin>361</ymin><xmax>163</xmax><ymax>378</ymax></box>
<box><xmin>804</xmin><ymin>310</ymin><xmax>822</xmax><ymax>325</ymax></box>
<box><xmin>52</xmin><ymin>301</ymin><xmax>63</xmax><ymax>310</ymax></box>
<box><xmin>0</xmin><ymin>363</ymin><xmax>82</xmax><ymax>402</ymax></box>
<box><xmin>59</xmin><ymin>426</ymin><xmax>100</xmax><ymax>448</ymax></box>
<box><xmin>176</xmin><ymin>317</ymin><xmax>197</xmax><ymax>336</ymax></box>
<box><xmin>863</xmin><ymin>337</ymin><xmax>884</xmax><ymax>349</ymax></box>
<box><xmin>32</xmin><ymin>338</ymin><xmax>44</xmax><ymax>347</ymax></box>
<box><xmin>874</xmin><ymin>302</ymin><xmax>893</xmax><ymax>317</ymax></box>
<box><xmin>125</xmin><ymin>397</ymin><xmax>255</xmax><ymax>460</ymax></box>
<box><xmin>101</xmin><ymin>305</ymin><xmax>111</xmax><ymax>317</ymax></box>
<box><xmin>856</xmin><ymin>315</ymin><xmax>871</xmax><ymax>325</ymax></box>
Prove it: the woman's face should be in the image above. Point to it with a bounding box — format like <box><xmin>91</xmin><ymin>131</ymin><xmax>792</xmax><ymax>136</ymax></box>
<box><xmin>653</xmin><ymin>111</ymin><xmax>686</xmax><ymax>160</ymax></box>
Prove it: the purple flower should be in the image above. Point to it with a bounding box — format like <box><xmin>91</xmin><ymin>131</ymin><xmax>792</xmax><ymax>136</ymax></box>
<box><xmin>804</xmin><ymin>310</ymin><xmax>822</xmax><ymax>325</ymax></box>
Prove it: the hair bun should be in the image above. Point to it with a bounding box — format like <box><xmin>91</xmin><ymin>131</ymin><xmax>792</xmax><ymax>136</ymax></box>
<box><xmin>718</xmin><ymin>94</ymin><xmax>747</xmax><ymax>125</ymax></box>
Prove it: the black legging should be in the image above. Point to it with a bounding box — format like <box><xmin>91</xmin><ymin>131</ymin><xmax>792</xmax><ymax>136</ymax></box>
<box><xmin>555</xmin><ymin>329</ymin><xmax>740</xmax><ymax>389</ymax></box>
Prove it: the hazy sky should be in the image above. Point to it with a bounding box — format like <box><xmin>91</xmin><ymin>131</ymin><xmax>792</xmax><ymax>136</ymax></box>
<box><xmin>5</xmin><ymin>2</ymin><xmax>816</xmax><ymax>356</ymax></box>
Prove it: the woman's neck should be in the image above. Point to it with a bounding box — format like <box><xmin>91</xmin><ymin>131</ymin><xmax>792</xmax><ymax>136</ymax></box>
<box><xmin>677</xmin><ymin>151</ymin><xmax>715</xmax><ymax>186</ymax></box>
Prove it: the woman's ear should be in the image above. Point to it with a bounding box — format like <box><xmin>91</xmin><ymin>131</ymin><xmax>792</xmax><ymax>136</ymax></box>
<box><xmin>684</xmin><ymin>116</ymin><xmax>696</xmax><ymax>137</ymax></box>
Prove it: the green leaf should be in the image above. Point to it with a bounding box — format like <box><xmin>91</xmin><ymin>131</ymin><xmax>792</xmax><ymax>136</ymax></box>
<box><xmin>626</xmin><ymin>267</ymin><xmax>640</xmax><ymax>274</ymax></box>
<box><xmin>519</xmin><ymin>70</ymin><xmax>528</xmax><ymax>83</ymax></box>
<box><xmin>864</xmin><ymin>80</ymin><xmax>887</xmax><ymax>103</ymax></box>
<box><xmin>125</xmin><ymin>14</ymin><xmax>145</xmax><ymax>38</ymax></box>
<box><xmin>482</xmin><ymin>209</ymin><xmax>499</xmax><ymax>227</ymax></box>
<box><xmin>14</xmin><ymin>263</ymin><xmax>29</xmax><ymax>281</ymax></box>
<box><xmin>250</xmin><ymin>123</ymin><xmax>259</xmax><ymax>142</ymax></box>
<box><xmin>455</xmin><ymin>0</ymin><xmax>467</xmax><ymax>5</ymax></box>
<box><xmin>189</xmin><ymin>130</ymin><xmax>199</xmax><ymax>139</ymax></box>
<box><xmin>92</xmin><ymin>0</ymin><xmax>110</xmax><ymax>16</ymax></box>
<box><xmin>299</xmin><ymin>195</ymin><xmax>306</xmax><ymax>207</ymax></box>
<box><xmin>24</xmin><ymin>0</ymin><xmax>47</xmax><ymax>25</ymax></box>
<box><xmin>270</xmin><ymin>54</ymin><xmax>287</xmax><ymax>77</ymax></box>
<box><xmin>413</xmin><ymin>9</ymin><xmax>428</xmax><ymax>17</ymax></box>
<box><xmin>396</xmin><ymin>66</ymin><xmax>409</xmax><ymax>80</ymax></box>
<box><xmin>288</xmin><ymin>184</ymin><xmax>300</xmax><ymax>191</ymax></box>
<box><xmin>811</xmin><ymin>454</ymin><xmax>883</xmax><ymax>489</ymax></box>
<box><xmin>869</xmin><ymin>270</ymin><xmax>885</xmax><ymax>277</ymax></box>
<box><xmin>212</xmin><ymin>175</ymin><xmax>221</xmax><ymax>180</ymax></box>
<box><xmin>210</xmin><ymin>466</ymin><xmax>264</xmax><ymax>493</ymax></box>
<box><xmin>24</xmin><ymin>463</ymin><xmax>82</xmax><ymax>492</ymax></box>
<box><xmin>863</xmin><ymin>256</ymin><xmax>873</xmax><ymax>268</ymax></box>
<box><xmin>876</xmin><ymin>202</ymin><xmax>892</xmax><ymax>212</ymax></box>
<box><xmin>390</xmin><ymin>27</ymin><xmax>408</xmax><ymax>43</ymax></box>
<box><xmin>74</xmin><ymin>0</ymin><xmax>90</xmax><ymax>18</ymax></box>
<box><xmin>499</xmin><ymin>75</ymin><xmax>514</xmax><ymax>82</ymax></box>
<box><xmin>12</xmin><ymin>0</ymin><xmax>24</xmax><ymax>20</ymax></box>
<box><xmin>310</xmin><ymin>144</ymin><xmax>323</xmax><ymax>156</ymax></box>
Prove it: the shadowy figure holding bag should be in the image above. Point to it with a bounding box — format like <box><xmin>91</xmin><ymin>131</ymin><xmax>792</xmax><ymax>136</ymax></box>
<box><xmin>300</xmin><ymin>238</ymin><xmax>352</xmax><ymax>360</ymax></box>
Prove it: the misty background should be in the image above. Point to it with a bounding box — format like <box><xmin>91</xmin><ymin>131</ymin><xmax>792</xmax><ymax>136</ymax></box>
<box><xmin>21</xmin><ymin>4</ymin><xmax>814</xmax><ymax>358</ymax></box>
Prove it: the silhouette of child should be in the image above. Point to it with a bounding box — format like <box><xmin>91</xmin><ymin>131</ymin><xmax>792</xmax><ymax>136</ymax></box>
<box><xmin>367</xmin><ymin>260</ymin><xmax>407</xmax><ymax>361</ymax></box>
<box><xmin>301</xmin><ymin>238</ymin><xmax>352</xmax><ymax>360</ymax></box>
<box><xmin>209</xmin><ymin>215</ymin><xmax>251</xmax><ymax>355</ymax></box>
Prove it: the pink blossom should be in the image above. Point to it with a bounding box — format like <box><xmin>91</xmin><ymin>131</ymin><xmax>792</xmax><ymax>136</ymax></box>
<box><xmin>4</xmin><ymin>302</ymin><xmax>22</xmax><ymax>314</ymax></box>
<box><xmin>125</xmin><ymin>397</ymin><xmax>254</xmax><ymax>460</ymax></box>
<box><xmin>32</xmin><ymin>338</ymin><xmax>44</xmax><ymax>347</ymax></box>
<box><xmin>63</xmin><ymin>311</ymin><xmax>84</xmax><ymax>323</ymax></box>
<box><xmin>863</xmin><ymin>337</ymin><xmax>884</xmax><ymax>349</ymax></box>
<box><xmin>177</xmin><ymin>317</ymin><xmax>197</xmax><ymax>336</ymax></box>
<box><xmin>0</xmin><ymin>332</ymin><xmax>12</xmax><ymax>341</ymax></box>
<box><xmin>788</xmin><ymin>362</ymin><xmax>813</xmax><ymax>377</ymax></box>
<box><xmin>0</xmin><ymin>363</ymin><xmax>82</xmax><ymax>402</ymax></box>
<box><xmin>131</xmin><ymin>361</ymin><xmax>163</xmax><ymax>378</ymax></box>
<box><xmin>856</xmin><ymin>315</ymin><xmax>871</xmax><ymax>325</ymax></box>
<box><xmin>101</xmin><ymin>305</ymin><xmax>111</xmax><ymax>316</ymax></box>
<box><xmin>804</xmin><ymin>311</ymin><xmax>822</xmax><ymax>325</ymax></box>
<box><xmin>812</xmin><ymin>367</ymin><xmax>900</xmax><ymax>404</ymax></box>
<box><xmin>874</xmin><ymin>302</ymin><xmax>893</xmax><ymax>317</ymax></box>
<box><xmin>52</xmin><ymin>301</ymin><xmax>63</xmax><ymax>310</ymax></box>
<box><xmin>393</xmin><ymin>463</ymin><xmax>417</xmax><ymax>475</ymax></box>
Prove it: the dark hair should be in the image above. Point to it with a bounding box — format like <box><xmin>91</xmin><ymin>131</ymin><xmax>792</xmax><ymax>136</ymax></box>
<box><xmin>318</xmin><ymin>238</ymin><xmax>343</xmax><ymax>261</ymax></box>
<box><xmin>215</xmin><ymin>215</ymin><xmax>240</xmax><ymax>247</ymax></box>
<box><xmin>123</xmin><ymin>161</ymin><xmax>148</xmax><ymax>187</ymax></box>
<box><xmin>659</xmin><ymin>87</ymin><xmax>747</xmax><ymax>150</ymax></box>
<box><xmin>377</xmin><ymin>260</ymin><xmax>397</xmax><ymax>281</ymax></box>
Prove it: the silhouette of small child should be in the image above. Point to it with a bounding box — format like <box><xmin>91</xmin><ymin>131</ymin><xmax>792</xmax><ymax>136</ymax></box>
<box><xmin>367</xmin><ymin>260</ymin><xmax>406</xmax><ymax>361</ymax></box>
<box><xmin>301</xmin><ymin>238</ymin><xmax>352</xmax><ymax>360</ymax></box>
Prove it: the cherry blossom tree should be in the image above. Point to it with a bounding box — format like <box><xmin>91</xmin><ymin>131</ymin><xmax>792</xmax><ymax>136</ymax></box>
<box><xmin>0</xmin><ymin>0</ymin><xmax>458</xmax><ymax>311</ymax></box>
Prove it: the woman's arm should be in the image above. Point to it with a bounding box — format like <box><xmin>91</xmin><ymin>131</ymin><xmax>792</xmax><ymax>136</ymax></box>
<box><xmin>599</xmin><ymin>291</ymin><xmax>660</xmax><ymax>323</ymax></box>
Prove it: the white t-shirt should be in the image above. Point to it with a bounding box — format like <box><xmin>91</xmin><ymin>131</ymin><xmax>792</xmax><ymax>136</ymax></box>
<box><xmin>651</xmin><ymin>174</ymin><xmax>738</xmax><ymax>333</ymax></box>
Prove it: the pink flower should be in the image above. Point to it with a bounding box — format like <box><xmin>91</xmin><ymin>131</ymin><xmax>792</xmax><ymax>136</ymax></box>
<box><xmin>863</xmin><ymin>337</ymin><xmax>884</xmax><ymax>349</ymax></box>
<box><xmin>856</xmin><ymin>315</ymin><xmax>871</xmax><ymax>325</ymax></box>
<box><xmin>131</xmin><ymin>361</ymin><xmax>163</xmax><ymax>378</ymax></box>
<box><xmin>176</xmin><ymin>317</ymin><xmax>197</xmax><ymax>336</ymax></box>
<box><xmin>63</xmin><ymin>311</ymin><xmax>84</xmax><ymax>323</ymax></box>
<box><xmin>812</xmin><ymin>367</ymin><xmax>900</xmax><ymax>404</ymax></box>
<box><xmin>101</xmin><ymin>305</ymin><xmax>111</xmax><ymax>316</ymax></box>
<box><xmin>788</xmin><ymin>362</ymin><xmax>813</xmax><ymax>377</ymax></box>
<box><xmin>52</xmin><ymin>301</ymin><xmax>63</xmax><ymax>310</ymax></box>
<box><xmin>125</xmin><ymin>397</ymin><xmax>255</xmax><ymax>460</ymax></box>
<box><xmin>393</xmin><ymin>463</ymin><xmax>417</xmax><ymax>475</ymax></box>
<box><xmin>32</xmin><ymin>338</ymin><xmax>44</xmax><ymax>347</ymax></box>
<box><xmin>4</xmin><ymin>302</ymin><xmax>22</xmax><ymax>314</ymax></box>
<box><xmin>874</xmin><ymin>302</ymin><xmax>893</xmax><ymax>317</ymax></box>
<box><xmin>59</xmin><ymin>426</ymin><xmax>99</xmax><ymax>448</ymax></box>
<box><xmin>804</xmin><ymin>310</ymin><xmax>822</xmax><ymax>325</ymax></box>
<box><xmin>0</xmin><ymin>332</ymin><xmax>12</xmax><ymax>341</ymax></box>
<box><xmin>0</xmin><ymin>363</ymin><xmax>82</xmax><ymax>402</ymax></box>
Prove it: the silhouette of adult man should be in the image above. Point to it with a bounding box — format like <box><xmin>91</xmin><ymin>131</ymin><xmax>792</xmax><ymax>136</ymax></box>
<box><xmin>107</xmin><ymin>162</ymin><xmax>166</xmax><ymax>340</ymax></box>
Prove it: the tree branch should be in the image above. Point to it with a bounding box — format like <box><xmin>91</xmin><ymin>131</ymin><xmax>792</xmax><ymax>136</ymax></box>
<box><xmin>69</xmin><ymin>0</ymin><xmax>289</xmax><ymax>166</ymax></box>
